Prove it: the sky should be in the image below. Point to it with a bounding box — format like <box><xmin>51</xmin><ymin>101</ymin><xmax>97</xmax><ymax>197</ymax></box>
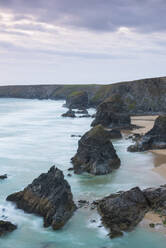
<box><xmin>0</xmin><ymin>0</ymin><xmax>166</xmax><ymax>85</ymax></box>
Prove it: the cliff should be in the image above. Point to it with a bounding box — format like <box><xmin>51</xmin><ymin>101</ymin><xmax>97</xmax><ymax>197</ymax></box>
<box><xmin>0</xmin><ymin>76</ymin><xmax>166</xmax><ymax>114</ymax></box>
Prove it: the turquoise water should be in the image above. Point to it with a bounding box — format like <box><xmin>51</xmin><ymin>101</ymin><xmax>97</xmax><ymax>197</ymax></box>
<box><xmin>0</xmin><ymin>98</ymin><xmax>166</xmax><ymax>248</ymax></box>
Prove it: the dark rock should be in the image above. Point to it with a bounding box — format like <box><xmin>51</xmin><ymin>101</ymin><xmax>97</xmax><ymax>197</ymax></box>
<box><xmin>67</xmin><ymin>173</ymin><xmax>72</xmax><ymax>177</ymax></box>
<box><xmin>128</xmin><ymin>115</ymin><xmax>166</xmax><ymax>152</ymax></box>
<box><xmin>143</xmin><ymin>185</ymin><xmax>166</xmax><ymax>214</ymax></box>
<box><xmin>91</xmin><ymin>114</ymin><xmax>96</xmax><ymax>118</ymax></box>
<box><xmin>0</xmin><ymin>220</ymin><xmax>17</xmax><ymax>236</ymax></box>
<box><xmin>7</xmin><ymin>166</ymin><xmax>76</xmax><ymax>230</ymax></box>
<box><xmin>78</xmin><ymin>200</ymin><xmax>89</xmax><ymax>208</ymax></box>
<box><xmin>78</xmin><ymin>114</ymin><xmax>91</xmax><ymax>118</ymax></box>
<box><xmin>97</xmin><ymin>184</ymin><xmax>166</xmax><ymax>238</ymax></box>
<box><xmin>75</xmin><ymin>109</ymin><xmax>88</xmax><ymax>114</ymax></box>
<box><xmin>62</xmin><ymin>109</ymin><xmax>76</xmax><ymax>118</ymax></box>
<box><xmin>0</xmin><ymin>174</ymin><xmax>7</xmax><ymax>179</ymax></box>
<box><xmin>68</xmin><ymin>167</ymin><xmax>74</xmax><ymax>171</ymax></box>
<box><xmin>90</xmin><ymin>219</ymin><xmax>96</xmax><ymax>223</ymax></box>
<box><xmin>65</xmin><ymin>91</ymin><xmax>89</xmax><ymax>109</ymax></box>
<box><xmin>149</xmin><ymin>223</ymin><xmax>155</xmax><ymax>228</ymax></box>
<box><xmin>107</xmin><ymin>129</ymin><xmax>122</xmax><ymax>139</ymax></box>
<box><xmin>71</xmin><ymin>134</ymin><xmax>82</xmax><ymax>138</ymax></box>
<box><xmin>91</xmin><ymin>95</ymin><xmax>131</xmax><ymax>129</ymax></box>
<box><xmin>97</xmin><ymin>187</ymin><xmax>149</xmax><ymax>238</ymax></box>
<box><xmin>71</xmin><ymin>125</ymin><xmax>121</xmax><ymax>175</ymax></box>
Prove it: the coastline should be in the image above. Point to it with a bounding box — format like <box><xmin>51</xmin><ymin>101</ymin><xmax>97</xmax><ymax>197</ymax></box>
<box><xmin>131</xmin><ymin>116</ymin><xmax>166</xmax><ymax>235</ymax></box>
<box><xmin>131</xmin><ymin>115</ymin><xmax>166</xmax><ymax>177</ymax></box>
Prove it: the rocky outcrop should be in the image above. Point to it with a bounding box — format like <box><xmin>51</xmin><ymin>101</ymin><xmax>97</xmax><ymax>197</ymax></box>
<box><xmin>0</xmin><ymin>220</ymin><xmax>17</xmax><ymax>236</ymax></box>
<box><xmin>0</xmin><ymin>76</ymin><xmax>166</xmax><ymax>113</ymax></box>
<box><xmin>71</xmin><ymin>125</ymin><xmax>121</xmax><ymax>175</ymax></box>
<box><xmin>97</xmin><ymin>185</ymin><xmax>166</xmax><ymax>238</ymax></box>
<box><xmin>6</xmin><ymin>166</ymin><xmax>76</xmax><ymax>230</ymax></box>
<box><xmin>91</xmin><ymin>95</ymin><xmax>131</xmax><ymax>129</ymax></box>
<box><xmin>62</xmin><ymin>109</ymin><xmax>76</xmax><ymax>118</ymax></box>
<box><xmin>0</xmin><ymin>174</ymin><xmax>7</xmax><ymax>179</ymax></box>
<box><xmin>65</xmin><ymin>91</ymin><xmax>89</xmax><ymax>109</ymax></box>
<box><xmin>128</xmin><ymin>115</ymin><xmax>166</xmax><ymax>152</ymax></box>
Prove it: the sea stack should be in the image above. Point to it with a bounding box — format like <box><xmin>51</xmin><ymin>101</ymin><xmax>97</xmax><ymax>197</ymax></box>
<box><xmin>7</xmin><ymin>166</ymin><xmax>76</xmax><ymax>230</ymax></box>
<box><xmin>128</xmin><ymin>115</ymin><xmax>166</xmax><ymax>152</ymax></box>
<box><xmin>91</xmin><ymin>94</ymin><xmax>131</xmax><ymax>129</ymax></box>
<box><xmin>65</xmin><ymin>91</ymin><xmax>89</xmax><ymax>109</ymax></box>
<box><xmin>71</xmin><ymin>124</ymin><xmax>121</xmax><ymax>175</ymax></box>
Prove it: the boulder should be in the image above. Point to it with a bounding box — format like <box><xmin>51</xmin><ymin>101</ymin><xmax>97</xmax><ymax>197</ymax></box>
<box><xmin>97</xmin><ymin>187</ymin><xmax>149</xmax><ymax>238</ymax></box>
<box><xmin>65</xmin><ymin>91</ymin><xmax>89</xmax><ymax>109</ymax></box>
<box><xmin>0</xmin><ymin>220</ymin><xmax>17</xmax><ymax>236</ymax></box>
<box><xmin>71</xmin><ymin>125</ymin><xmax>121</xmax><ymax>175</ymax></box>
<box><xmin>91</xmin><ymin>95</ymin><xmax>131</xmax><ymax>129</ymax></box>
<box><xmin>7</xmin><ymin>166</ymin><xmax>76</xmax><ymax>230</ymax></box>
<box><xmin>128</xmin><ymin>115</ymin><xmax>166</xmax><ymax>152</ymax></box>
<box><xmin>97</xmin><ymin>185</ymin><xmax>166</xmax><ymax>238</ymax></box>
<box><xmin>62</xmin><ymin>109</ymin><xmax>76</xmax><ymax>118</ymax></box>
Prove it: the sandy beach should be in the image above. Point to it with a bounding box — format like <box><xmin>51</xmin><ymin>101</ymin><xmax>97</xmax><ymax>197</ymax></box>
<box><xmin>131</xmin><ymin>115</ymin><xmax>166</xmax><ymax>234</ymax></box>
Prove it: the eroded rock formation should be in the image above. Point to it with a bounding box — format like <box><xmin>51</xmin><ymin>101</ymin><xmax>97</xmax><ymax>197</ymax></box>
<box><xmin>128</xmin><ymin>115</ymin><xmax>166</xmax><ymax>152</ymax></box>
<box><xmin>71</xmin><ymin>125</ymin><xmax>121</xmax><ymax>175</ymax></box>
<box><xmin>97</xmin><ymin>185</ymin><xmax>166</xmax><ymax>238</ymax></box>
<box><xmin>91</xmin><ymin>95</ymin><xmax>131</xmax><ymax>129</ymax></box>
<box><xmin>7</xmin><ymin>166</ymin><xmax>76</xmax><ymax>230</ymax></box>
<box><xmin>65</xmin><ymin>91</ymin><xmax>89</xmax><ymax>109</ymax></box>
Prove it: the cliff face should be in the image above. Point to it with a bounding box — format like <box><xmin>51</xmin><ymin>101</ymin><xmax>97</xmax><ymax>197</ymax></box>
<box><xmin>0</xmin><ymin>76</ymin><xmax>166</xmax><ymax>114</ymax></box>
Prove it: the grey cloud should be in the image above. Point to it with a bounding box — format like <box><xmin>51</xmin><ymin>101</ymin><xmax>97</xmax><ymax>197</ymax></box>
<box><xmin>0</xmin><ymin>0</ymin><xmax>166</xmax><ymax>32</ymax></box>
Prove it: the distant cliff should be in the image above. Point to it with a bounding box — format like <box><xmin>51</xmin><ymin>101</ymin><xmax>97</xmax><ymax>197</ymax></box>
<box><xmin>0</xmin><ymin>76</ymin><xmax>166</xmax><ymax>114</ymax></box>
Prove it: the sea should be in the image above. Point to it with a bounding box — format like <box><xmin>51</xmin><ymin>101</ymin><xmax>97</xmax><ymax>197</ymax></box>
<box><xmin>0</xmin><ymin>98</ymin><xmax>166</xmax><ymax>248</ymax></box>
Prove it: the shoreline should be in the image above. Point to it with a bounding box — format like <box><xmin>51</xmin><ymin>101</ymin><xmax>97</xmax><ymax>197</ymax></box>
<box><xmin>131</xmin><ymin>115</ymin><xmax>166</xmax><ymax>235</ymax></box>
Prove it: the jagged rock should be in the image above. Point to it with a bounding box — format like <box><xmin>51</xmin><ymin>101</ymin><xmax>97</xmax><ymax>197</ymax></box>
<box><xmin>65</xmin><ymin>91</ymin><xmax>89</xmax><ymax>109</ymax></box>
<box><xmin>97</xmin><ymin>185</ymin><xmax>166</xmax><ymax>239</ymax></box>
<box><xmin>0</xmin><ymin>174</ymin><xmax>7</xmax><ymax>179</ymax></box>
<box><xmin>6</xmin><ymin>166</ymin><xmax>76</xmax><ymax>230</ymax></box>
<box><xmin>128</xmin><ymin>115</ymin><xmax>166</xmax><ymax>152</ymax></box>
<box><xmin>97</xmin><ymin>187</ymin><xmax>149</xmax><ymax>238</ymax></box>
<box><xmin>62</xmin><ymin>109</ymin><xmax>76</xmax><ymax>118</ymax></box>
<box><xmin>91</xmin><ymin>95</ymin><xmax>131</xmax><ymax>129</ymax></box>
<box><xmin>71</xmin><ymin>125</ymin><xmax>121</xmax><ymax>175</ymax></box>
<box><xmin>143</xmin><ymin>185</ymin><xmax>166</xmax><ymax>214</ymax></box>
<box><xmin>0</xmin><ymin>220</ymin><xmax>17</xmax><ymax>236</ymax></box>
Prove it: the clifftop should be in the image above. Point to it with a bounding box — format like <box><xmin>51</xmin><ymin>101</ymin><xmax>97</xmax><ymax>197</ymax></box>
<box><xmin>0</xmin><ymin>76</ymin><xmax>166</xmax><ymax>113</ymax></box>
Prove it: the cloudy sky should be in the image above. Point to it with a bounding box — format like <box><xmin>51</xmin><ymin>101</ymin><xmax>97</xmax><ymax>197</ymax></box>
<box><xmin>0</xmin><ymin>0</ymin><xmax>166</xmax><ymax>85</ymax></box>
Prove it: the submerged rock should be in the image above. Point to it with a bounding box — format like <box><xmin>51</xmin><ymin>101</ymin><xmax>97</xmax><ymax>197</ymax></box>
<box><xmin>91</xmin><ymin>95</ymin><xmax>131</xmax><ymax>129</ymax></box>
<box><xmin>7</xmin><ymin>166</ymin><xmax>76</xmax><ymax>230</ymax></box>
<box><xmin>0</xmin><ymin>174</ymin><xmax>7</xmax><ymax>180</ymax></box>
<box><xmin>62</xmin><ymin>109</ymin><xmax>76</xmax><ymax>118</ymax></box>
<box><xmin>0</xmin><ymin>220</ymin><xmax>17</xmax><ymax>236</ymax></box>
<box><xmin>97</xmin><ymin>185</ymin><xmax>166</xmax><ymax>238</ymax></box>
<box><xmin>71</xmin><ymin>125</ymin><xmax>121</xmax><ymax>175</ymax></box>
<box><xmin>65</xmin><ymin>91</ymin><xmax>89</xmax><ymax>109</ymax></box>
<box><xmin>128</xmin><ymin>115</ymin><xmax>166</xmax><ymax>152</ymax></box>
